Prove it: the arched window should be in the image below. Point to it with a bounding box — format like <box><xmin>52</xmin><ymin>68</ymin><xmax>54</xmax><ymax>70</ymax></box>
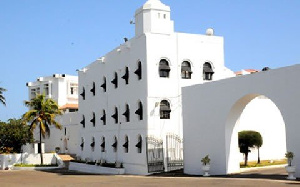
<box><xmin>80</xmin><ymin>87</ymin><xmax>85</xmax><ymax>100</ymax></box>
<box><xmin>100</xmin><ymin>110</ymin><xmax>106</xmax><ymax>125</ymax></box>
<box><xmin>90</xmin><ymin>137</ymin><xmax>95</xmax><ymax>152</ymax></box>
<box><xmin>90</xmin><ymin>112</ymin><xmax>95</xmax><ymax>127</ymax></box>
<box><xmin>90</xmin><ymin>82</ymin><xmax>95</xmax><ymax>96</ymax></box>
<box><xmin>112</xmin><ymin>136</ymin><xmax>118</xmax><ymax>152</ymax></box>
<box><xmin>136</xmin><ymin>135</ymin><xmax>142</xmax><ymax>153</ymax></box>
<box><xmin>100</xmin><ymin>137</ymin><xmax>105</xmax><ymax>152</ymax></box>
<box><xmin>101</xmin><ymin>77</ymin><xmax>106</xmax><ymax>92</ymax></box>
<box><xmin>111</xmin><ymin>72</ymin><xmax>118</xmax><ymax>88</ymax></box>
<box><xmin>111</xmin><ymin>107</ymin><xmax>118</xmax><ymax>124</ymax></box>
<box><xmin>123</xmin><ymin>135</ymin><xmax>129</xmax><ymax>153</ymax></box>
<box><xmin>122</xmin><ymin>104</ymin><xmax>130</xmax><ymax>122</ymax></box>
<box><xmin>159</xmin><ymin>59</ymin><xmax>170</xmax><ymax>78</ymax></box>
<box><xmin>80</xmin><ymin>115</ymin><xmax>85</xmax><ymax>128</ymax></box>
<box><xmin>203</xmin><ymin>62</ymin><xmax>214</xmax><ymax>80</ymax></box>
<box><xmin>181</xmin><ymin>61</ymin><xmax>192</xmax><ymax>79</ymax></box>
<box><xmin>135</xmin><ymin>101</ymin><xmax>143</xmax><ymax>120</ymax></box>
<box><xmin>134</xmin><ymin>61</ymin><xmax>142</xmax><ymax>80</ymax></box>
<box><xmin>160</xmin><ymin>100</ymin><xmax>171</xmax><ymax>119</ymax></box>
<box><xmin>80</xmin><ymin>137</ymin><xmax>84</xmax><ymax>151</ymax></box>
<box><xmin>122</xmin><ymin>67</ymin><xmax>129</xmax><ymax>84</ymax></box>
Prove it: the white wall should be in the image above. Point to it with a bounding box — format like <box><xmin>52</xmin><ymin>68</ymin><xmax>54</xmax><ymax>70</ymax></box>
<box><xmin>33</xmin><ymin>112</ymin><xmax>79</xmax><ymax>155</ymax></box>
<box><xmin>182</xmin><ymin>64</ymin><xmax>300</xmax><ymax>177</ymax></box>
<box><xmin>78</xmin><ymin>34</ymin><xmax>149</xmax><ymax>175</ymax></box>
<box><xmin>0</xmin><ymin>153</ymin><xmax>63</xmax><ymax>170</ymax></box>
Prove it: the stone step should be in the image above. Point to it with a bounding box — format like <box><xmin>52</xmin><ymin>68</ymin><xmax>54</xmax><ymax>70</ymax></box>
<box><xmin>58</xmin><ymin>154</ymin><xmax>76</xmax><ymax>162</ymax></box>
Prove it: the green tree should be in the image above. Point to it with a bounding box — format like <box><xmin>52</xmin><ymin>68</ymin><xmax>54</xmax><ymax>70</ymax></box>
<box><xmin>23</xmin><ymin>94</ymin><xmax>62</xmax><ymax>164</ymax></box>
<box><xmin>0</xmin><ymin>86</ymin><xmax>7</xmax><ymax>106</ymax></box>
<box><xmin>238</xmin><ymin>130</ymin><xmax>263</xmax><ymax>166</ymax></box>
<box><xmin>0</xmin><ymin>118</ymin><xmax>33</xmax><ymax>153</ymax></box>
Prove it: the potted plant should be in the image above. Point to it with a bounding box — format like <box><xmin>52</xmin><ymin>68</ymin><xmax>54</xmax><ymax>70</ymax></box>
<box><xmin>285</xmin><ymin>151</ymin><xmax>296</xmax><ymax>180</ymax></box>
<box><xmin>55</xmin><ymin>147</ymin><xmax>60</xmax><ymax>153</ymax></box>
<box><xmin>201</xmin><ymin>155</ymin><xmax>211</xmax><ymax>177</ymax></box>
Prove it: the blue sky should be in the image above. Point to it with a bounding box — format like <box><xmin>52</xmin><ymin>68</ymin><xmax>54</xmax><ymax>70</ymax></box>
<box><xmin>0</xmin><ymin>0</ymin><xmax>299</xmax><ymax>121</ymax></box>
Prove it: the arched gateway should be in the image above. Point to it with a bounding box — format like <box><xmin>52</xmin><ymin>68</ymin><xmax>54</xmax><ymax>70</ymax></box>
<box><xmin>182</xmin><ymin>64</ymin><xmax>300</xmax><ymax>177</ymax></box>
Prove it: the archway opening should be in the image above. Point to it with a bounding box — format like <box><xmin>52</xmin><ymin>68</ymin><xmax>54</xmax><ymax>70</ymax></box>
<box><xmin>225</xmin><ymin>94</ymin><xmax>286</xmax><ymax>174</ymax></box>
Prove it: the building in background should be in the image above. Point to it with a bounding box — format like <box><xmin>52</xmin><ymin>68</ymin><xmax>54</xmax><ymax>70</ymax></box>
<box><xmin>26</xmin><ymin>74</ymin><xmax>79</xmax><ymax>154</ymax></box>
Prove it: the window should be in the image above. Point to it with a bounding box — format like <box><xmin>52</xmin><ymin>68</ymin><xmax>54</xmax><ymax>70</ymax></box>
<box><xmin>123</xmin><ymin>135</ymin><xmax>129</xmax><ymax>153</ymax></box>
<box><xmin>70</xmin><ymin>83</ymin><xmax>78</xmax><ymax>95</ymax></box>
<box><xmin>112</xmin><ymin>136</ymin><xmax>118</xmax><ymax>152</ymax></box>
<box><xmin>90</xmin><ymin>82</ymin><xmax>95</xmax><ymax>96</ymax></box>
<box><xmin>111</xmin><ymin>107</ymin><xmax>118</xmax><ymax>124</ymax></box>
<box><xmin>31</xmin><ymin>88</ymin><xmax>36</xmax><ymax>98</ymax></box>
<box><xmin>90</xmin><ymin>112</ymin><xmax>95</xmax><ymax>127</ymax></box>
<box><xmin>159</xmin><ymin>59</ymin><xmax>170</xmax><ymax>78</ymax></box>
<box><xmin>135</xmin><ymin>101</ymin><xmax>143</xmax><ymax>120</ymax></box>
<box><xmin>134</xmin><ymin>61</ymin><xmax>142</xmax><ymax>80</ymax></box>
<box><xmin>122</xmin><ymin>104</ymin><xmax>130</xmax><ymax>122</ymax></box>
<box><xmin>80</xmin><ymin>87</ymin><xmax>85</xmax><ymax>100</ymax></box>
<box><xmin>43</xmin><ymin>84</ymin><xmax>49</xmax><ymax>95</ymax></box>
<box><xmin>160</xmin><ymin>100</ymin><xmax>171</xmax><ymax>119</ymax></box>
<box><xmin>122</xmin><ymin>67</ymin><xmax>129</xmax><ymax>84</ymax></box>
<box><xmin>181</xmin><ymin>61</ymin><xmax>192</xmax><ymax>79</ymax></box>
<box><xmin>136</xmin><ymin>135</ymin><xmax>142</xmax><ymax>153</ymax></box>
<box><xmin>100</xmin><ymin>110</ymin><xmax>106</xmax><ymax>125</ymax></box>
<box><xmin>64</xmin><ymin>127</ymin><xmax>67</xmax><ymax>136</ymax></box>
<box><xmin>69</xmin><ymin>109</ymin><xmax>78</xmax><ymax>113</ymax></box>
<box><xmin>101</xmin><ymin>137</ymin><xmax>105</xmax><ymax>152</ymax></box>
<box><xmin>91</xmin><ymin>137</ymin><xmax>95</xmax><ymax>152</ymax></box>
<box><xmin>80</xmin><ymin>138</ymin><xmax>84</xmax><ymax>151</ymax></box>
<box><xmin>101</xmin><ymin>77</ymin><xmax>107</xmax><ymax>92</ymax></box>
<box><xmin>80</xmin><ymin>115</ymin><xmax>85</xmax><ymax>128</ymax></box>
<box><xmin>36</xmin><ymin>87</ymin><xmax>40</xmax><ymax>95</ymax></box>
<box><xmin>111</xmin><ymin>72</ymin><xmax>118</xmax><ymax>88</ymax></box>
<box><xmin>203</xmin><ymin>62</ymin><xmax>214</xmax><ymax>80</ymax></box>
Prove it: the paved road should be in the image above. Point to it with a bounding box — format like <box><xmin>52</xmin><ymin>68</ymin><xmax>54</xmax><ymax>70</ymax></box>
<box><xmin>0</xmin><ymin>167</ymin><xmax>299</xmax><ymax>187</ymax></box>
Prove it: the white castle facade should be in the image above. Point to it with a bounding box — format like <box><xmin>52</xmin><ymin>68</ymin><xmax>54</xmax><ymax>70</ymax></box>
<box><xmin>77</xmin><ymin>0</ymin><xmax>235</xmax><ymax>175</ymax></box>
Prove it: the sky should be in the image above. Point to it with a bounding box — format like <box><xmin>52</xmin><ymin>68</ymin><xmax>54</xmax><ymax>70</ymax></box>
<box><xmin>0</xmin><ymin>0</ymin><xmax>299</xmax><ymax>122</ymax></box>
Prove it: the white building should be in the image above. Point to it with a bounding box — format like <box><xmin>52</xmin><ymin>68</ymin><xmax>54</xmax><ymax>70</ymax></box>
<box><xmin>26</xmin><ymin>74</ymin><xmax>79</xmax><ymax>154</ymax></box>
<box><xmin>77</xmin><ymin>0</ymin><xmax>234</xmax><ymax>175</ymax></box>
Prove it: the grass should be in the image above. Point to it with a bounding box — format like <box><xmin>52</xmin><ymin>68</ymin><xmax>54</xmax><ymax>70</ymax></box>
<box><xmin>240</xmin><ymin>159</ymin><xmax>287</xmax><ymax>168</ymax></box>
<box><xmin>14</xmin><ymin>163</ymin><xmax>58</xmax><ymax>167</ymax></box>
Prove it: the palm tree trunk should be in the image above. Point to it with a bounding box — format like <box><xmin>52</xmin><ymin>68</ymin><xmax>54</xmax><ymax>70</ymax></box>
<box><xmin>39</xmin><ymin>125</ymin><xmax>43</xmax><ymax>165</ymax></box>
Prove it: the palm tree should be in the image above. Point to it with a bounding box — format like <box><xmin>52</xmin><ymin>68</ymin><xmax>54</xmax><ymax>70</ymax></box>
<box><xmin>0</xmin><ymin>87</ymin><xmax>7</xmax><ymax>106</ymax></box>
<box><xmin>23</xmin><ymin>94</ymin><xmax>62</xmax><ymax>164</ymax></box>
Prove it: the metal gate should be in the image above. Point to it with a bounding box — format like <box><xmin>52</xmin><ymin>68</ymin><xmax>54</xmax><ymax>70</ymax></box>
<box><xmin>166</xmin><ymin>134</ymin><xmax>184</xmax><ymax>171</ymax></box>
<box><xmin>146</xmin><ymin>136</ymin><xmax>164</xmax><ymax>173</ymax></box>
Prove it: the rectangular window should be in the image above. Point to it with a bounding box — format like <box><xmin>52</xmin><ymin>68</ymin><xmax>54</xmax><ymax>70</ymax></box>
<box><xmin>70</xmin><ymin>83</ymin><xmax>78</xmax><ymax>95</ymax></box>
<box><xmin>36</xmin><ymin>87</ymin><xmax>40</xmax><ymax>95</ymax></box>
<box><xmin>31</xmin><ymin>88</ymin><xmax>36</xmax><ymax>98</ymax></box>
<box><xmin>43</xmin><ymin>84</ymin><xmax>49</xmax><ymax>95</ymax></box>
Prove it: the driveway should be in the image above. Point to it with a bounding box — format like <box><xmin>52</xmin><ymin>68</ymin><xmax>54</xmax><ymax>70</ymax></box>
<box><xmin>0</xmin><ymin>167</ymin><xmax>299</xmax><ymax>187</ymax></box>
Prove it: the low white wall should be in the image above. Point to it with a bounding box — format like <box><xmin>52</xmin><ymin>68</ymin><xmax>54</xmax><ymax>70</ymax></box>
<box><xmin>0</xmin><ymin>153</ymin><xmax>64</xmax><ymax>170</ymax></box>
<box><xmin>69</xmin><ymin>162</ymin><xmax>125</xmax><ymax>174</ymax></box>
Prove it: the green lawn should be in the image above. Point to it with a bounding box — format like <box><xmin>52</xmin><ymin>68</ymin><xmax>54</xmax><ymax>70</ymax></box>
<box><xmin>240</xmin><ymin>159</ymin><xmax>287</xmax><ymax>168</ymax></box>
